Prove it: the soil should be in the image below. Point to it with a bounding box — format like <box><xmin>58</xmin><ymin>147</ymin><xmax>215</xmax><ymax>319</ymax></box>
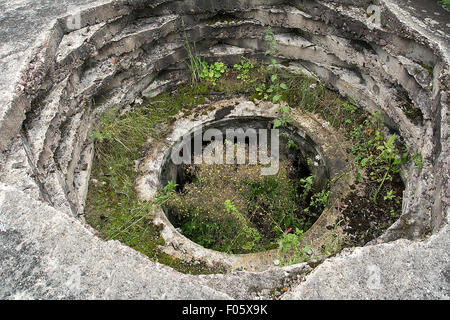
<box><xmin>339</xmin><ymin>174</ymin><xmax>404</xmax><ymax>247</ymax></box>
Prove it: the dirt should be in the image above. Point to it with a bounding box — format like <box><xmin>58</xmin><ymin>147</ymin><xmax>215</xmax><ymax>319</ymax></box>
<box><xmin>339</xmin><ymin>175</ymin><xmax>404</xmax><ymax>247</ymax></box>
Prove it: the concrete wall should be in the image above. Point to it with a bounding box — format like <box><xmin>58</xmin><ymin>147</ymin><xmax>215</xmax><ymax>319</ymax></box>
<box><xmin>0</xmin><ymin>0</ymin><xmax>448</xmax><ymax>299</ymax></box>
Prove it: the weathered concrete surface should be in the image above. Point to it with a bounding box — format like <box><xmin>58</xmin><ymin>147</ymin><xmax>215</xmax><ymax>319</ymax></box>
<box><xmin>0</xmin><ymin>182</ymin><xmax>232</xmax><ymax>299</ymax></box>
<box><xmin>0</xmin><ymin>0</ymin><xmax>448</xmax><ymax>300</ymax></box>
<box><xmin>0</xmin><ymin>0</ymin><xmax>105</xmax><ymax>149</ymax></box>
<box><xmin>283</xmin><ymin>227</ymin><xmax>450</xmax><ymax>300</ymax></box>
<box><xmin>0</xmin><ymin>180</ymin><xmax>313</xmax><ymax>300</ymax></box>
<box><xmin>395</xmin><ymin>0</ymin><xmax>450</xmax><ymax>42</ymax></box>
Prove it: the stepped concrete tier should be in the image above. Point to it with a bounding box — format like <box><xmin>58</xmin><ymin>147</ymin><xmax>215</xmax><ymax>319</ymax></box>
<box><xmin>0</xmin><ymin>0</ymin><xmax>448</xmax><ymax>299</ymax></box>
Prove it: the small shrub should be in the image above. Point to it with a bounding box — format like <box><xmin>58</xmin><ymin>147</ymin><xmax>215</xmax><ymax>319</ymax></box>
<box><xmin>200</xmin><ymin>61</ymin><xmax>227</xmax><ymax>85</ymax></box>
<box><xmin>299</xmin><ymin>175</ymin><xmax>315</xmax><ymax>198</ymax></box>
<box><xmin>256</xmin><ymin>27</ymin><xmax>288</xmax><ymax>103</ymax></box>
<box><xmin>350</xmin><ymin>115</ymin><xmax>409</xmax><ymax>204</ymax></box>
<box><xmin>234</xmin><ymin>57</ymin><xmax>255</xmax><ymax>82</ymax></box>
<box><xmin>277</xmin><ymin>228</ymin><xmax>312</xmax><ymax>265</ymax></box>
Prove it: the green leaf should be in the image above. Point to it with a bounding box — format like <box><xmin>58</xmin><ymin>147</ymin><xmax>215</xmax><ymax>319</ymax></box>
<box><xmin>277</xmin><ymin>106</ymin><xmax>291</xmax><ymax>114</ymax></box>
<box><xmin>360</xmin><ymin>158</ymin><xmax>369</xmax><ymax>167</ymax></box>
<box><xmin>279</xmin><ymin>83</ymin><xmax>288</xmax><ymax>90</ymax></box>
<box><xmin>287</xmin><ymin>140</ymin><xmax>298</xmax><ymax>149</ymax></box>
<box><xmin>272</xmin><ymin>95</ymin><xmax>282</xmax><ymax>103</ymax></box>
<box><xmin>273</xmin><ymin>119</ymin><xmax>283</xmax><ymax>129</ymax></box>
<box><xmin>355</xmin><ymin>169</ymin><xmax>362</xmax><ymax>182</ymax></box>
<box><xmin>282</xmin><ymin>117</ymin><xmax>291</xmax><ymax>124</ymax></box>
<box><xmin>271</xmin><ymin>74</ymin><xmax>278</xmax><ymax>82</ymax></box>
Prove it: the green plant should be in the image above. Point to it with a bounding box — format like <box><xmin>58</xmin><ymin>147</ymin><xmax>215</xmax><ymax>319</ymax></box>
<box><xmin>390</xmin><ymin>209</ymin><xmax>397</xmax><ymax>218</ymax></box>
<box><xmin>383</xmin><ymin>190</ymin><xmax>396</xmax><ymax>201</ymax></box>
<box><xmin>287</xmin><ymin>140</ymin><xmax>298</xmax><ymax>149</ymax></box>
<box><xmin>182</xmin><ymin>19</ymin><xmax>203</xmax><ymax>84</ymax></box>
<box><xmin>350</xmin><ymin>115</ymin><xmax>408</xmax><ymax>204</ymax></box>
<box><xmin>91</xmin><ymin>130</ymin><xmax>112</xmax><ymax>143</ymax></box>
<box><xmin>234</xmin><ymin>57</ymin><xmax>254</xmax><ymax>82</ymax></box>
<box><xmin>413</xmin><ymin>153</ymin><xmax>423</xmax><ymax>169</ymax></box>
<box><xmin>255</xmin><ymin>83</ymin><xmax>274</xmax><ymax>100</ymax></box>
<box><xmin>157</xmin><ymin>181</ymin><xmax>178</xmax><ymax>202</ymax></box>
<box><xmin>343</xmin><ymin>102</ymin><xmax>357</xmax><ymax>114</ymax></box>
<box><xmin>224</xmin><ymin>200</ymin><xmax>261</xmax><ymax>251</ymax></box>
<box><xmin>372</xmin><ymin>134</ymin><xmax>405</xmax><ymax>203</ymax></box>
<box><xmin>277</xmin><ymin>228</ymin><xmax>312</xmax><ymax>265</ymax></box>
<box><xmin>182</xmin><ymin>19</ymin><xmax>227</xmax><ymax>86</ymax></box>
<box><xmin>438</xmin><ymin>0</ymin><xmax>450</xmax><ymax>9</ymax></box>
<box><xmin>299</xmin><ymin>175</ymin><xmax>315</xmax><ymax>198</ymax></box>
<box><xmin>278</xmin><ymin>228</ymin><xmax>304</xmax><ymax>254</ymax></box>
<box><xmin>256</xmin><ymin>27</ymin><xmax>288</xmax><ymax>103</ymax></box>
<box><xmin>200</xmin><ymin>61</ymin><xmax>228</xmax><ymax>85</ymax></box>
<box><xmin>273</xmin><ymin>105</ymin><xmax>292</xmax><ymax>129</ymax></box>
<box><xmin>309</xmin><ymin>189</ymin><xmax>330</xmax><ymax>210</ymax></box>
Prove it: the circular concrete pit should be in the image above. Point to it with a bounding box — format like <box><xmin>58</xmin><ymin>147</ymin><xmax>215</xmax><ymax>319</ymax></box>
<box><xmin>135</xmin><ymin>99</ymin><xmax>354</xmax><ymax>271</ymax></box>
<box><xmin>0</xmin><ymin>0</ymin><xmax>448</xmax><ymax>299</ymax></box>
